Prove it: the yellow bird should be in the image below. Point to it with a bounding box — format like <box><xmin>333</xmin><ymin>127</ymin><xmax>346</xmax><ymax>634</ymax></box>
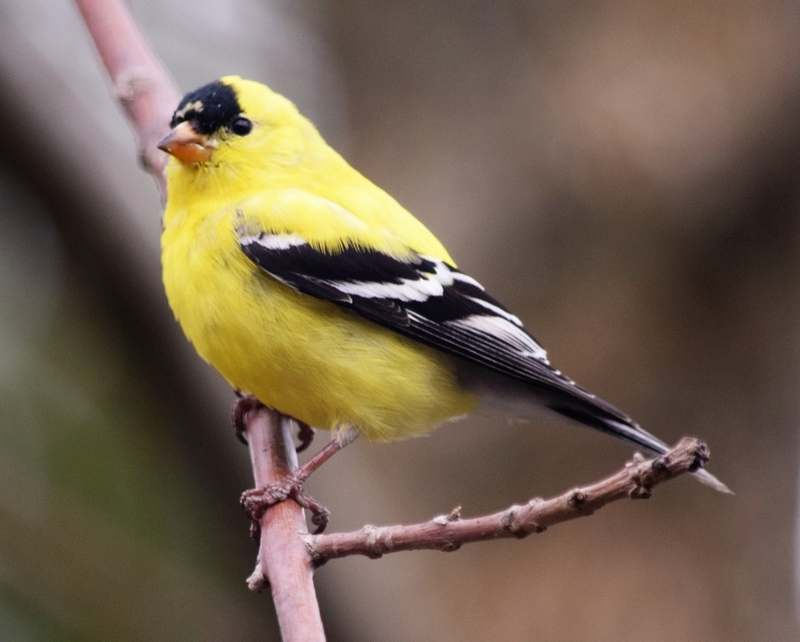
<box><xmin>158</xmin><ymin>76</ymin><xmax>728</xmax><ymax>525</ymax></box>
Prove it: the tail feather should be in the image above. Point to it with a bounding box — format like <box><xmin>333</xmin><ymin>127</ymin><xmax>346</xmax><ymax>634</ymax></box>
<box><xmin>550</xmin><ymin>403</ymin><xmax>733</xmax><ymax>495</ymax></box>
<box><xmin>550</xmin><ymin>404</ymin><xmax>667</xmax><ymax>454</ymax></box>
<box><xmin>688</xmin><ymin>467</ymin><xmax>733</xmax><ymax>494</ymax></box>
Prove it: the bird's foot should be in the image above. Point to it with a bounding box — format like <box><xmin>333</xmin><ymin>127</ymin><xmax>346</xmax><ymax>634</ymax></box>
<box><xmin>241</xmin><ymin>475</ymin><xmax>331</xmax><ymax>535</ymax></box>
<box><xmin>239</xmin><ymin>425</ymin><xmax>358</xmax><ymax>537</ymax></box>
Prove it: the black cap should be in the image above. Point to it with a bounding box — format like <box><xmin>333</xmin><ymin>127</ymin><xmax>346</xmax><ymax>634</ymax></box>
<box><xmin>170</xmin><ymin>80</ymin><xmax>243</xmax><ymax>135</ymax></box>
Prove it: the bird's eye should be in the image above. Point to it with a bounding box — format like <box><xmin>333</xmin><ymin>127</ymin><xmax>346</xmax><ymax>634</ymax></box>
<box><xmin>231</xmin><ymin>116</ymin><xmax>253</xmax><ymax>136</ymax></box>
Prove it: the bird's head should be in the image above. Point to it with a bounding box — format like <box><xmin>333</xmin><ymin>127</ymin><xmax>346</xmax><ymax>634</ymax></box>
<box><xmin>159</xmin><ymin>76</ymin><xmax>307</xmax><ymax>173</ymax></box>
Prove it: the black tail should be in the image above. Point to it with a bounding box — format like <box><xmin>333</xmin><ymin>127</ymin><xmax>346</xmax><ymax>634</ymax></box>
<box><xmin>548</xmin><ymin>403</ymin><xmax>667</xmax><ymax>455</ymax></box>
<box><xmin>548</xmin><ymin>399</ymin><xmax>732</xmax><ymax>494</ymax></box>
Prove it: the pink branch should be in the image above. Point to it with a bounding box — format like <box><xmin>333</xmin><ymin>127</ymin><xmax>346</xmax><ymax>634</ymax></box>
<box><xmin>75</xmin><ymin>0</ymin><xmax>179</xmax><ymax>199</ymax></box>
<box><xmin>245</xmin><ymin>409</ymin><xmax>325</xmax><ymax>640</ymax></box>
<box><xmin>74</xmin><ymin>3</ymin><xmax>325</xmax><ymax>640</ymax></box>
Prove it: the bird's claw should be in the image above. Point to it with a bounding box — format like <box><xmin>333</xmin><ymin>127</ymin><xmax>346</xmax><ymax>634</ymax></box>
<box><xmin>240</xmin><ymin>474</ymin><xmax>330</xmax><ymax>535</ymax></box>
<box><xmin>232</xmin><ymin>395</ymin><xmax>263</xmax><ymax>445</ymax></box>
<box><xmin>295</xmin><ymin>422</ymin><xmax>315</xmax><ymax>453</ymax></box>
<box><xmin>232</xmin><ymin>396</ymin><xmax>315</xmax><ymax>453</ymax></box>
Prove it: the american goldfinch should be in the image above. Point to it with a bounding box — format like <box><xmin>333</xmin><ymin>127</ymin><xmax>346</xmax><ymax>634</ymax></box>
<box><xmin>158</xmin><ymin>76</ymin><xmax>728</xmax><ymax>512</ymax></box>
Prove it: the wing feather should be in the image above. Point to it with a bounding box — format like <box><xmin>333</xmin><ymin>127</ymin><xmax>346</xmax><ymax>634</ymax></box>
<box><xmin>238</xmin><ymin>228</ymin><xmax>631</xmax><ymax>420</ymax></box>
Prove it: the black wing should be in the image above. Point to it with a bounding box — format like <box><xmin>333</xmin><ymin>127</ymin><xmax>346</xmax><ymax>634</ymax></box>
<box><xmin>238</xmin><ymin>229</ymin><xmax>666</xmax><ymax>453</ymax></box>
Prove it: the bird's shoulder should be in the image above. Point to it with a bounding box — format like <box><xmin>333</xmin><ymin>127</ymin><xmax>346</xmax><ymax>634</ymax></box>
<box><xmin>235</xmin><ymin>180</ymin><xmax>453</xmax><ymax>263</ymax></box>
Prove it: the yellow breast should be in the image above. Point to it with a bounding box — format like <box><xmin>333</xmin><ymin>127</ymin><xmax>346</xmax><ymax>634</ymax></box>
<box><xmin>160</xmin><ymin>205</ymin><xmax>476</xmax><ymax>440</ymax></box>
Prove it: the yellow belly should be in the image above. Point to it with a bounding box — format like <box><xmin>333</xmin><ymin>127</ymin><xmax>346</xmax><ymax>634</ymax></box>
<box><xmin>161</xmin><ymin>210</ymin><xmax>476</xmax><ymax>440</ymax></box>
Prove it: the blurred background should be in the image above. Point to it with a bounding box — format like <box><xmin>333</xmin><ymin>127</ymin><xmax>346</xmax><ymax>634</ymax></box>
<box><xmin>0</xmin><ymin>1</ymin><xmax>798</xmax><ymax>640</ymax></box>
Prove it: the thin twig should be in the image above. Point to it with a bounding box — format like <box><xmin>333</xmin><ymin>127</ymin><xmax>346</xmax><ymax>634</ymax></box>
<box><xmin>305</xmin><ymin>437</ymin><xmax>708</xmax><ymax>564</ymax></box>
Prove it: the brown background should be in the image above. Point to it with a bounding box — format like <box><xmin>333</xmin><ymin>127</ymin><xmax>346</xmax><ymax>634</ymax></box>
<box><xmin>0</xmin><ymin>1</ymin><xmax>798</xmax><ymax>640</ymax></box>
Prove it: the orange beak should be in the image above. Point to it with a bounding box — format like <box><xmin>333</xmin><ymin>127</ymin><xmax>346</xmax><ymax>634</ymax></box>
<box><xmin>157</xmin><ymin>121</ymin><xmax>215</xmax><ymax>163</ymax></box>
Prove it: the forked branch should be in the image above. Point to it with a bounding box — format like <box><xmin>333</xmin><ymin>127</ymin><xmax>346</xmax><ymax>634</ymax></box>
<box><xmin>75</xmin><ymin>3</ymin><xmax>716</xmax><ymax>641</ymax></box>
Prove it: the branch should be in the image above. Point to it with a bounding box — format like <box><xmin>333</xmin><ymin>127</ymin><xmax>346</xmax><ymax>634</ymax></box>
<box><xmin>75</xmin><ymin>0</ymin><xmax>179</xmax><ymax>199</ymax></box>
<box><xmin>305</xmin><ymin>437</ymin><xmax>708</xmax><ymax>563</ymax></box>
<box><xmin>75</xmin><ymin>3</ymin><xmax>324</xmax><ymax>641</ymax></box>
<box><xmin>244</xmin><ymin>409</ymin><xmax>325</xmax><ymax>640</ymax></box>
